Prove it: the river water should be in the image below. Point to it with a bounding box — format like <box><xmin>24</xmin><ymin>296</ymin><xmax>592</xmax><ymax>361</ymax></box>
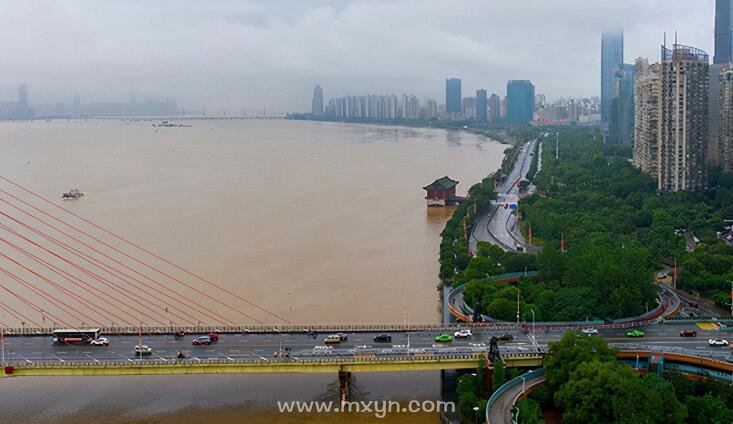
<box><xmin>0</xmin><ymin>119</ymin><xmax>504</xmax><ymax>423</ymax></box>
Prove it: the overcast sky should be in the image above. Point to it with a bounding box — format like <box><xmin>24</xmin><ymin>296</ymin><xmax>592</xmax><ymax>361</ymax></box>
<box><xmin>0</xmin><ymin>0</ymin><xmax>716</xmax><ymax>112</ymax></box>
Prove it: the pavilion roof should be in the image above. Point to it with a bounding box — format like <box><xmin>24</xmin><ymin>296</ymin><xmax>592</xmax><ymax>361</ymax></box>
<box><xmin>423</xmin><ymin>176</ymin><xmax>459</xmax><ymax>191</ymax></box>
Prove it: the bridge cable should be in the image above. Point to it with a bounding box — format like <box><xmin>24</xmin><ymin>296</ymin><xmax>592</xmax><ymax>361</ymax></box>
<box><xmin>0</xmin><ymin>282</ymin><xmax>62</xmax><ymax>327</ymax></box>
<box><xmin>0</xmin><ymin>298</ymin><xmax>40</xmax><ymax>327</ymax></box>
<box><xmin>0</xmin><ymin>235</ymin><xmax>139</xmax><ymax>327</ymax></box>
<box><xmin>0</xmin><ymin>262</ymin><xmax>94</xmax><ymax>326</ymax></box>
<box><xmin>0</xmin><ymin>225</ymin><xmax>168</xmax><ymax>326</ymax></box>
<box><xmin>0</xmin><ymin>250</ymin><xmax>129</xmax><ymax>328</ymax></box>
<box><xmin>0</xmin><ymin>201</ymin><xmax>237</xmax><ymax>327</ymax></box>
<box><xmin>0</xmin><ymin>212</ymin><xmax>261</xmax><ymax>326</ymax></box>
<box><xmin>0</xmin><ymin>179</ymin><xmax>288</xmax><ymax>323</ymax></box>
<box><xmin>0</xmin><ymin>212</ymin><xmax>200</xmax><ymax>327</ymax></box>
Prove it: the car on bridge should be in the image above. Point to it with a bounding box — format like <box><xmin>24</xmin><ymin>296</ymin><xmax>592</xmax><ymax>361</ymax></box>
<box><xmin>89</xmin><ymin>337</ymin><xmax>110</xmax><ymax>346</ymax></box>
<box><xmin>454</xmin><ymin>329</ymin><xmax>472</xmax><ymax>338</ymax></box>
<box><xmin>581</xmin><ymin>328</ymin><xmax>599</xmax><ymax>335</ymax></box>
<box><xmin>708</xmin><ymin>338</ymin><xmax>729</xmax><ymax>347</ymax></box>
<box><xmin>324</xmin><ymin>334</ymin><xmax>342</xmax><ymax>344</ymax></box>
<box><xmin>625</xmin><ymin>330</ymin><xmax>645</xmax><ymax>338</ymax></box>
<box><xmin>192</xmin><ymin>336</ymin><xmax>212</xmax><ymax>345</ymax></box>
<box><xmin>312</xmin><ymin>346</ymin><xmax>333</xmax><ymax>355</ymax></box>
<box><xmin>373</xmin><ymin>334</ymin><xmax>392</xmax><ymax>343</ymax></box>
<box><xmin>496</xmin><ymin>334</ymin><xmax>513</xmax><ymax>342</ymax></box>
<box><xmin>679</xmin><ymin>330</ymin><xmax>697</xmax><ymax>337</ymax></box>
<box><xmin>134</xmin><ymin>345</ymin><xmax>152</xmax><ymax>355</ymax></box>
<box><xmin>435</xmin><ymin>334</ymin><xmax>453</xmax><ymax>343</ymax></box>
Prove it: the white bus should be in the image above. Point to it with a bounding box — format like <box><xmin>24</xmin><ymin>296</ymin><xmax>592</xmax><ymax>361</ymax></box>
<box><xmin>52</xmin><ymin>328</ymin><xmax>101</xmax><ymax>344</ymax></box>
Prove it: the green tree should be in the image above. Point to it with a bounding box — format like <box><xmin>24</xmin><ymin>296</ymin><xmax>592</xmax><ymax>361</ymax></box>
<box><xmin>475</xmin><ymin>355</ymin><xmax>489</xmax><ymax>399</ymax></box>
<box><xmin>536</xmin><ymin>248</ymin><xmax>564</xmax><ymax>282</ymax></box>
<box><xmin>685</xmin><ymin>394</ymin><xmax>730</xmax><ymax>424</ymax></box>
<box><xmin>555</xmin><ymin>360</ymin><xmax>682</xmax><ymax>424</ymax></box>
<box><xmin>477</xmin><ymin>241</ymin><xmax>504</xmax><ymax>260</ymax></box>
<box><xmin>513</xmin><ymin>398</ymin><xmax>544</xmax><ymax>424</ymax></box>
<box><xmin>543</xmin><ymin>332</ymin><xmax>617</xmax><ymax>391</ymax></box>
<box><xmin>492</xmin><ymin>358</ymin><xmax>506</xmax><ymax>389</ymax></box>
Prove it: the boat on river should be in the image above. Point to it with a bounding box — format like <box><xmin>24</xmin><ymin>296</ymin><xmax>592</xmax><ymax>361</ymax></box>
<box><xmin>61</xmin><ymin>189</ymin><xmax>84</xmax><ymax>200</ymax></box>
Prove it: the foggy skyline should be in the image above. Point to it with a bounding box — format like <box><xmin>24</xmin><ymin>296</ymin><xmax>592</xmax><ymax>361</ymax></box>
<box><xmin>0</xmin><ymin>0</ymin><xmax>716</xmax><ymax>112</ymax></box>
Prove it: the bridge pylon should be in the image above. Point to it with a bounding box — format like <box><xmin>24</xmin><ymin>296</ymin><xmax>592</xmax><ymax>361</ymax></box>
<box><xmin>339</xmin><ymin>370</ymin><xmax>351</xmax><ymax>403</ymax></box>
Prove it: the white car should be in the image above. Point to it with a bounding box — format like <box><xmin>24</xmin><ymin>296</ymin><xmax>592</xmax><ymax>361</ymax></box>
<box><xmin>708</xmin><ymin>338</ymin><xmax>729</xmax><ymax>347</ymax></box>
<box><xmin>581</xmin><ymin>328</ymin><xmax>599</xmax><ymax>335</ymax></box>
<box><xmin>454</xmin><ymin>329</ymin><xmax>472</xmax><ymax>338</ymax></box>
<box><xmin>313</xmin><ymin>345</ymin><xmax>333</xmax><ymax>356</ymax></box>
<box><xmin>134</xmin><ymin>344</ymin><xmax>152</xmax><ymax>355</ymax></box>
<box><xmin>89</xmin><ymin>337</ymin><xmax>109</xmax><ymax>346</ymax></box>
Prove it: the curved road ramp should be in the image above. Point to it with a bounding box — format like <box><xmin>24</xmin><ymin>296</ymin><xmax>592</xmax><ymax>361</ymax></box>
<box><xmin>486</xmin><ymin>368</ymin><xmax>545</xmax><ymax>424</ymax></box>
<box><xmin>485</xmin><ymin>350</ymin><xmax>733</xmax><ymax>424</ymax></box>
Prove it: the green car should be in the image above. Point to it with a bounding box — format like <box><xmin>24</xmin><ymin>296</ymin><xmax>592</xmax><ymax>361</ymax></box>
<box><xmin>435</xmin><ymin>334</ymin><xmax>454</xmax><ymax>343</ymax></box>
<box><xmin>625</xmin><ymin>330</ymin><xmax>645</xmax><ymax>338</ymax></box>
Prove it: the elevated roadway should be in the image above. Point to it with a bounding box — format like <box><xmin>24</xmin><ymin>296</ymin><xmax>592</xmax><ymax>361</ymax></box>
<box><xmin>486</xmin><ymin>349</ymin><xmax>733</xmax><ymax>424</ymax></box>
<box><xmin>2</xmin><ymin>322</ymin><xmax>733</xmax><ymax>376</ymax></box>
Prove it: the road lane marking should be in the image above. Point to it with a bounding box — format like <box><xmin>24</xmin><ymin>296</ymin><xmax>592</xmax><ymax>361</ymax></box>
<box><xmin>50</xmin><ymin>353</ymin><xmax>66</xmax><ymax>363</ymax></box>
<box><xmin>14</xmin><ymin>352</ymin><xmax>32</xmax><ymax>363</ymax></box>
<box><xmin>250</xmin><ymin>350</ymin><xmax>269</xmax><ymax>361</ymax></box>
<box><xmin>218</xmin><ymin>352</ymin><xmax>234</xmax><ymax>361</ymax></box>
<box><xmin>115</xmin><ymin>352</ymin><xmax>133</xmax><ymax>363</ymax></box>
<box><xmin>83</xmin><ymin>352</ymin><xmax>100</xmax><ymax>363</ymax></box>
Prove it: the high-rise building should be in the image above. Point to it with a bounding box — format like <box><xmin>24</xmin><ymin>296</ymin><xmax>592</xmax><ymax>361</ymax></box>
<box><xmin>324</xmin><ymin>93</ymin><xmax>427</xmax><ymax>120</ymax></box>
<box><xmin>422</xmin><ymin>99</ymin><xmax>438</xmax><ymax>120</ymax></box>
<box><xmin>488</xmin><ymin>94</ymin><xmax>500</xmax><ymax>123</ymax></box>
<box><xmin>535</xmin><ymin>94</ymin><xmax>547</xmax><ymax>110</ymax></box>
<box><xmin>659</xmin><ymin>44</ymin><xmax>709</xmax><ymax>191</ymax></box>
<box><xmin>568</xmin><ymin>99</ymin><xmax>578</xmax><ymax>123</ymax></box>
<box><xmin>633</xmin><ymin>59</ymin><xmax>662</xmax><ymax>181</ymax></box>
<box><xmin>500</xmin><ymin>96</ymin><xmax>507</xmax><ymax>120</ymax></box>
<box><xmin>445</xmin><ymin>78</ymin><xmax>461</xmax><ymax>114</ymax></box>
<box><xmin>710</xmin><ymin>1</ymin><xmax>733</xmax><ymax>163</ymax></box>
<box><xmin>475</xmin><ymin>89</ymin><xmax>487</xmax><ymax>122</ymax></box>
<box><xmin>506</xmin><ymin>80</ymin><xmax>535</xmax><ymax>124</ymax></box>
<box><xmin>311</xmin><ymin>85</ymin><xmax>324</xmax><ymax>115</ymax></box>
<box><xmin>634</xmin><ymin>43</ymin><xmax>710</xmax><ymax>192</ymax></box>
<box><xmin>608</xmin><ymin>64</ymin><xmax>635</xmax><ymax>144</ymax></box>
<box><xmin>709</xmin><ymin>63</ymin><xmax>726</xmax><ymax>164</ymax></box>
<box><xmin>719</xmin><ymin>65</ymin><xmax>733</xmax><ymax>171</ymax></box>
<box><xmin>715</xmin><ymin>0</ymin><xmax>733</xmax><ymax>64</ymax></box>
<box><xmin>462</xmin><ymin>97</ymin><xmax>476</xmax><ymax>120</ymax></box>
<box><xmin>601</xmin><ymin>29</ymin><xmax>624</xmax><ymax>123</ymax></box>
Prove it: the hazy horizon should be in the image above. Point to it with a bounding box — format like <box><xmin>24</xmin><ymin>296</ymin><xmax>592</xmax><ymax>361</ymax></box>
<box><xmin>0</xmin><ymin>0</ymin><xmax>716</xmax><ymax>112</ymax></box>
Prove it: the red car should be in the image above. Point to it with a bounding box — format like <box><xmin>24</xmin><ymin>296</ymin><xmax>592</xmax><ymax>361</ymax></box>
<box><xmin>680</xmin><ymin>330</ymin><xmax>697</xmax><ymax>337</ymax></box>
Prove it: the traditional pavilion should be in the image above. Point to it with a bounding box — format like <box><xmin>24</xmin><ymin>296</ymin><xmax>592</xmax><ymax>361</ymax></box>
<box><xmin>423</xmin><ymin>176</ymin><xmax>461</xmax><ymax>206</ymax></box>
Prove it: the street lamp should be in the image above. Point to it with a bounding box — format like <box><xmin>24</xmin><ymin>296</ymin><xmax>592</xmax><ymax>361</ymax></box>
<box><xmin>530</xmin><ymin>309</ymin><xmax>535</xmax><ymax>340</ymax></box>
<box><xmin>473</xmin><ymin>406</ymin><xmax>479</xmax><ymax>424</ymax></box>
<box><xmin>138</xmin><ymin>322</ymin><xmax>143</xmax><ymax>361</ymax></box>
<box><xmin>520</xmin><ymin>375</ymin><xmax>526</xmax><ymax>393</ymax></box>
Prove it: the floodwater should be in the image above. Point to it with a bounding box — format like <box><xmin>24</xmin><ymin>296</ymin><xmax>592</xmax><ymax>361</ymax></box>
<box><xmin>0</xmin><ymin>119</ymin><xmax>505</xmax><ymax>423</ymax></box>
